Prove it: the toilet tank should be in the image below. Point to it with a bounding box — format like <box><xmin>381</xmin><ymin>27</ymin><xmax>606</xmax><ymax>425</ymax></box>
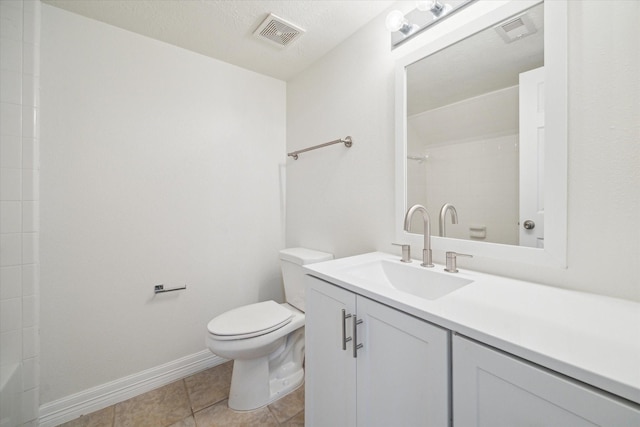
<box><xmin>279</xmin><ymin>248</ymin><xmax>333</xmax><ymax>312</ymax></box>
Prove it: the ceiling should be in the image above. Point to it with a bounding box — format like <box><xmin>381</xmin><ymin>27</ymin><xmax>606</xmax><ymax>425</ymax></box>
<box><xmin>406</xmin><ymin>2</ymin><xmax>544</xmax><ymax>115</ymax></box>
<box><xmin>42</xmin><ymin>0</ymin><xmax>395</xmax><ymax>81</ymax></box>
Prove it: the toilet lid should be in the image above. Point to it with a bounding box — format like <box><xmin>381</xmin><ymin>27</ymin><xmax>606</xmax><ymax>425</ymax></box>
<box><xmin>207</xmin><ymin>301</ymin><xmax>293</xmax><ymax>339</ymax></box>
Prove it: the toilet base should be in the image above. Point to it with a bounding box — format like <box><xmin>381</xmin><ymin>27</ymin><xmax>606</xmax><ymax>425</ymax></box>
<box><xmin>228</xmin><ymin>328</ymin><xmax>305</xmax><ymax>411</ymax></box>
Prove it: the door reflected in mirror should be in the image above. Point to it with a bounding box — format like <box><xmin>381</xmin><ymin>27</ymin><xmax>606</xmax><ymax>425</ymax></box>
<box><xmin>406</xmin><ymin>3</ymin><xmax>544</xmax><ymax>248</ymax></box>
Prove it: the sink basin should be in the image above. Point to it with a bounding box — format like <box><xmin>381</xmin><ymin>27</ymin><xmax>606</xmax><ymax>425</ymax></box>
<box><xmin>341</xmin><ymin>259</ymin><xmax>472</xmax><ymax>300</ymax></box>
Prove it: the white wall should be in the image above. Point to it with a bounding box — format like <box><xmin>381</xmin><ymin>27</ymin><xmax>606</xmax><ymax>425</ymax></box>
<box><xmin>285</xmin><ymin>5</ymin><xmax>397</xmax><ymax>259</ymax></box>
<box><xmin>0</xmin><ymin>0</ymin><xmax>41</xmax><ymax>423</ymax></box>
<box><xmin>286</xmin><ymin>1</ymin><xmax>640</xmax><ymax>302</ymax></box>
<box><xmin>39</xmin><ymin>4</ymin><xmax>286</xmax><ymax>404</ymax></box>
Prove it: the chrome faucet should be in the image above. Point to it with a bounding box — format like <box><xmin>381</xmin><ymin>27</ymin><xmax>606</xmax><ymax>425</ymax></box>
<box><xmin>439</xmin><ymin>203</ymin><xmax>458</xmax><ymax>237</ymax></box>
<box><xmin>403</xmin><ymin>204</ymin><xmax>434</xmax><ymax>267</ymax></box>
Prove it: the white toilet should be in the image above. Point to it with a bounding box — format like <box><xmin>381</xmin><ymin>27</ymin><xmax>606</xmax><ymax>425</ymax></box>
<box><xmin>206</xmin><ymin>248</ymin><xmax>333</xmax><ymax>411</ymax></box>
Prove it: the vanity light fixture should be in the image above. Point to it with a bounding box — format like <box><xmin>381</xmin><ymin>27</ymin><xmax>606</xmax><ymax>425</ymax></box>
<box><xmin>387</xmin><ymin>0</ymin><xmax>476</xmax><ymax>49</ymax></box>
<box><xmin>416</xmin><ymin>1</ymin><xmax>451</xmax><ymax>18</ymax></box>
<box><xmin>385</xmin><ymin>10</ymin><xmax>420</xmax><ymax>36</ymax></box>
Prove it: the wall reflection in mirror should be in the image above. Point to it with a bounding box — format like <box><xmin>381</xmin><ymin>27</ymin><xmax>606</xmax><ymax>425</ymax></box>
<box><xmin>406</xmin><ymin>3</ymin><xmax>544</xmax><ymax>248</ymax></box>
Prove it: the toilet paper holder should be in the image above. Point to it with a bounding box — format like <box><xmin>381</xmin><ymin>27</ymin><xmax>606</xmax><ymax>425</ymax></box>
<box><xmin>154</xmin><ymin>284</ymin><xmax>187</xmax><ymax>294</ymax></box>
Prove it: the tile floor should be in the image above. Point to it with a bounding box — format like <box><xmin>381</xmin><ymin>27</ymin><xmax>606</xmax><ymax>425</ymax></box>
<box><xmin>58</xmin><ymin>361</ymin><xmax>304</xmax><ymax>427</ymax></box>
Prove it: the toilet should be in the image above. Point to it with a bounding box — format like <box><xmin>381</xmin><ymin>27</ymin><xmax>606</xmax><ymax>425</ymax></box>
<box><xmin>206</xmin><ymin>247</ymin><xmax>333</xmax><ymax>411</ymax></box>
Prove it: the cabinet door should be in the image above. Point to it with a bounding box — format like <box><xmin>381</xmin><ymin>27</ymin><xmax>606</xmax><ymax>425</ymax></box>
<box><xmin>356</xmin><ymin>296</ymin><xmax>450</xmax><ymax>427</ymax></box>
<box><xmin>453</xmin><ymin>335</ymin><xmax>640</xmax><ymax>427</ymax></box>
<box><xmin>305</xmin><ymin>276</ymin><xmax>357</xmax><ymax>427</ymax></box>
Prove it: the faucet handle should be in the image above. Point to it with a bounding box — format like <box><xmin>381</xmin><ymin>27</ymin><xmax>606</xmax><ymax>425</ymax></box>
<box><xmin>392</xmin><ymin>243</ymin><xmax>412</xmax><ymax>263</ymax></box>
<box><xmin>445</xmin><ymin>251</ymin><xmax>472</xmax><ymax>273</ymax></box>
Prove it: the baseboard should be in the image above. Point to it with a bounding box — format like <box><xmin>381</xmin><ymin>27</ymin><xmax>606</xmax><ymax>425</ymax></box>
<box><xmin>38</xmin><ymin>350</ymin><xmax>227</xmax><ymax>427</ymax></box>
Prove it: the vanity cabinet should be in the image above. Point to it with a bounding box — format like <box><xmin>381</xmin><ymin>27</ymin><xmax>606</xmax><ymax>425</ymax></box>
<box><xmin>453</xmin><ymin>335</ymin><xmax>640</xmax><ymax>426</ymax></box>
<box><xmin>305</xmin><ymin>272</ymin><xmax>640</xmax><ymax>426</ymax></box>
<box><xmin>305</xmin><ymin>276</ymin><xmax>450</xmax><ymax>427</ymax></box>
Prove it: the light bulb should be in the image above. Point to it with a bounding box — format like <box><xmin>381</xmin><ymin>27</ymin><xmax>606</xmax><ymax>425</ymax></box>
<box><xmin>385</xmin><ymin>10</ymin><xmax>407</xmax><ymax>32</ymax></box>
<box><xmin>416</xmin><ymin>1</ymin><xmax>432</xmax><ymax>12</ymax></box>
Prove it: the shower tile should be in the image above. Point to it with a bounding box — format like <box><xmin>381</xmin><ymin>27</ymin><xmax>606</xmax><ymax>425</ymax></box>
<box><xmin>0</xmin><ymin>297</ymin><xmax>21</xmax><ymax>332</ymax></box>
<box><xmin>114</xmin><ymin>380</ymin><xmax>191</xmax><ymax>427</ymax></box>
<box><xmin>1</xmin><ymin>100</ymin><xmax>22</xmax><ymax>137</ymax></box>
<box><xmin>22</xmin><ymin>325</ymin><xmax>37</xmax><ymax>358</ymax></box>
<box><xmin>22</xmin><ymin>294</ymin><xmax>37</xmax><ymax>327</ymax></box>
<box><xmin>0</xmin><ymin>102</ymin><xmax>22</xmax><ymax>137</ymax></box>
<box><xmin>21</xmin><ymin>201</ymin><xmax>38</xmax><ymax>232</ymax></box>
<box><xmin>0</xmin><ymin>38</ymin><xmax>22</xmax><ymax>72</ymax></box>
<box><xmin>0</xmin><ymin>233</ymin><xmax>22</xmax><ymax>266</ymax></box>
<box><xmin>1</xmin><ymin>134</ymin><xmax>22</xmax><ymax>168</ymax></box>
<box><xmin>0</xmin><ymin>329</ymin><xmax>21</xmax><ymax>364</ymax></box>
<box><xmin>268</xmin><ymin>385</ymin><xmax>305</xmax><ymax>423</ymax></box>
<box><xmin>194</xmin><ymin>400</ymin><xmax>278</xmax><ymax>427</ymax></box>
<box><xmin>22</xmin><ymin>356</ymin><xmax>38</xmax><ymax>391</ymax></box>
<box><xmin>184</xmin><ymin>361</ymin><xmax>232</xmax><ymax>412</ymax></box>
<box><xmin>21</xmin><ymin>264</ymin><xmax>37</xmax><ymax>296</ymax></box>
<box><xmin>21</xmin><ymin>0</ymin><xmax>35</xmax><ymax>15</ymax></box>
<box><xmin>22</xmin><ymin>168</ymin><xmax>38</xmax><ymax>201</ymax></box>
<box><xmin>0</xmin><ymin>167</ymin><xmax>22</xmax><ymax>201</ymax></box>
<box><xmin>22</xmin><ymin>43</ymin><xmax>39</xmax><ymax>76</ymax></box>
<box><xmin>23</xmin><ymin>8</ymin><xmax>40</xmax><ymax>46</ymax></box>
<box><xmin>0</xmin><ymin>201</ymin><xmax>21</xmax><ymax>233</ymax></box>
<box><xmin>0</xmin><ymin>69</ymin><xmax>21</xmax><ymax>104</ymax></box>
<box><xmin>22</xmin><ymin>137</ymin><xmax>38</xmax><ymax>169</ymax></box>
<box><xmin>0</xmin><ymin>0</ymin><xmax>23</xmax><ymax>10</ymax></box>
<box><xmin>22</xmin><ymin>75</ymin><xmax>38</xmax><ymax>107</ymax></box>
<box><xmin>0</xmin><ymin>1</ymin><xmax>23</xmax><ymax>41</ymax></box>
<box><xmin>21</xmin><ymin>386</ymin><xmax>39</xmax><ymax>423</ymax></box>
<box><xmin>21</xmin><ymin>106</ymin><xmax>36</xmax><ymax>138</ymax></box>
<box><xmin>22</xmin><ymin>232</ymin><xmax>38</xmax><ymax>264</ymax></box>
<box><xmin>0</xmin><ymin>265</ymin><xmax>21</xmax><ymax>299</ymax></box>
<box><xmin>58</xmin><ymin>405</ymin><xmax>115</xmax><ymax>427</ymax></box>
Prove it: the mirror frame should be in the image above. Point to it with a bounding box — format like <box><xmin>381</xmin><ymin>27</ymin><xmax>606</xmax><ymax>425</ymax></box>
<box><xmin>395</xmin><ymin>0</ymin><xmax>567</xmax><ymax>268</ymax></box>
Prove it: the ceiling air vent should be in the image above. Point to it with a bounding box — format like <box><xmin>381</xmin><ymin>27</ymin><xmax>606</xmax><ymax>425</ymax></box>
<box><xmin>253</xmin><ymin>13</ymin><xmax>305</xmax><ymax>48</ymax></box>
<box><xmin>494</xmin><ymin>12</ymin><xmax>537</xmax><ymax>43</ymax></box>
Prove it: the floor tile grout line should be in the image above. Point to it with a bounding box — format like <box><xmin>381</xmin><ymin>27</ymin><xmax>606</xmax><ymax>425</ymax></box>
<box><xmin>60</xmin><ymin>361</ymin><xmax>305</xmax><ymax>426</ymax></box>
<box><xmin>266</xmin><ymin>405</ymin><xmax>279</xmax><ymax>425</ymax></box>
<box><xmin>183</xmin><ymin>378</ymin><xmax>195</xmax><ymax>418</ymax></box>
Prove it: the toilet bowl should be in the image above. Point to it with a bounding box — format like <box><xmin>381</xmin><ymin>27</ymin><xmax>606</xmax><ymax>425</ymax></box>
<box><xmin>206</xmin><ymin>248</ymin><xmax>333</xmax><ymax>411</ymax></box>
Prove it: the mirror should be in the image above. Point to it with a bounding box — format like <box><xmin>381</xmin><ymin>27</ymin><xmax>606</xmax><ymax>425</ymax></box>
<box><xmin>407</xmin><ymin>2</ymin><xmax>543</xmax><ymax>247</ymax></box>
<box><xmin>395</xmin><ymin>0</ymin><xmax>567</xmax><ymax>267</ymax></box>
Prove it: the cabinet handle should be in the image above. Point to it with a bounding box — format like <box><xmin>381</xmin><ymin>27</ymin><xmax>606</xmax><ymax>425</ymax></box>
<box><xmin>341</xmin><ymin>309</ymin><xmax>352</xmax><ymax>350</ymax></box>
<box><xmin>352</xmin><ymin>315</ymin><xmax>363</xmax><ymax>358</ymax></box>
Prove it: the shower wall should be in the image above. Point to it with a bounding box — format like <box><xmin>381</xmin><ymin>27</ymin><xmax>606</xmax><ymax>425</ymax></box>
<box><xmin>0</xmin><ymin>0</ymin><xmax>41</xmax><ymax>425</ymax></box>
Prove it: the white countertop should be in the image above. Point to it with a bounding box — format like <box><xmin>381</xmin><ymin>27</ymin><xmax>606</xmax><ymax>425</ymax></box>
<box><xmin>304</xmin><ymin>251</ymin><xmax>640</xmax><ymax>405</ymax></box>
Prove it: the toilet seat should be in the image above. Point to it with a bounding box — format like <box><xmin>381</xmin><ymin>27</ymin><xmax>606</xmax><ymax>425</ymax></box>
<box><xmin>207</xmin><ymin>300</ymin><xmax>293</xmax><ymax>341</ymax></box>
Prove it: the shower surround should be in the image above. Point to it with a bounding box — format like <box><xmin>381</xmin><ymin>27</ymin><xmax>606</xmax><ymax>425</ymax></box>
<box><xmin>0</xmin><ymin>0</ymin><xmax>41</xmax><ymax>425</ymax></box>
